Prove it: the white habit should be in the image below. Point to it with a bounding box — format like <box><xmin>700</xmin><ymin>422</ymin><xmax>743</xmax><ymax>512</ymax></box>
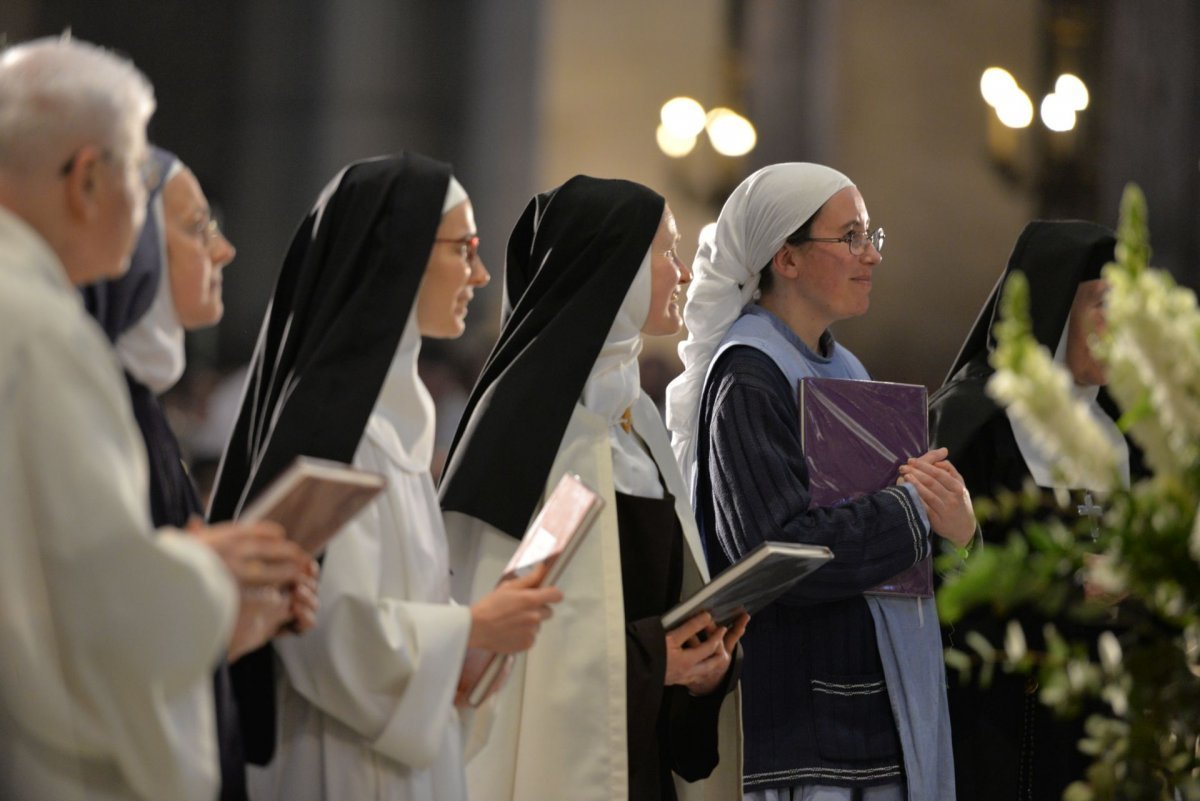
<box><xmin>248</xmin><ymin>315</ymin><xmax>473</xmax><ymax>801</ymax></box>
<box><xmin>0</xmin><ymin>206</ymin><xmax>238</xmax><ymax>801</ymax></box>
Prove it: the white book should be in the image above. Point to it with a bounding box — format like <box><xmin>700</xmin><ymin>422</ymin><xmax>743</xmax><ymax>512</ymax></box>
<box><xmin>466</xmin><ymin>472</ymin><xmax>604</xmax><ymax>707</ymax></box>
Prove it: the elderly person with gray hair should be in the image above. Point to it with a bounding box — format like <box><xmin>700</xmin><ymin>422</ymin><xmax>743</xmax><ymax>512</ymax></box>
<box><xmin>0</xmin><ymin>36</ymin><xmax>313</xmax><ymax>801</ymax></box>
<box><xmin>667</xmin><ymin>163</ymin><xmax>975</xmax><ymax>801</ymax></box>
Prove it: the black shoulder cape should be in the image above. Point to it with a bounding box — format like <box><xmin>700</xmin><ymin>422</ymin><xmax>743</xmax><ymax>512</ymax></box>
<box><xmin>438</xmin><ymin>175</ymin><xmax>664</xmax><ymax>538</ymax></box>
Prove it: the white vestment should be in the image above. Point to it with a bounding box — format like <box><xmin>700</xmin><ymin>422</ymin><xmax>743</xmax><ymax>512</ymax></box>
<box><xmin>247</xmin><ymin>407</ymin><xmax>472</xmax><ymax>800</ymax></box>
<box><xmin>0</xmin><ymin>207</ymin><xmax>238</xmax><ymax>801</ymax></box>
<box><xmin>446</xmin><ymin>393</ymin><xmax>743</xmax><ymax>801</ymax></box>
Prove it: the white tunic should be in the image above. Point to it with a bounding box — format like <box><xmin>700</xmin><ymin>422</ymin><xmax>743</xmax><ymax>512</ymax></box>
<box><xmin>248</xmin><ymin>412</ymin><xmax>473</xmax><ymax>801</ymax></box>
<box><xmin>0</xmin><ymin>207</ymin><xmax>238</xmax><ymax>801</ymax></box>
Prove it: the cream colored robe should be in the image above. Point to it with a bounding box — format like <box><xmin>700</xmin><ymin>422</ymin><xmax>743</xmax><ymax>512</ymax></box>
<box><xmin>0</xmin><ymin>207</ymin><xmax>238</xmax><ymax>801</ymax></box>
<box><xmin>446</xmin><ymin>392</ymin><xmax>742</xmax><ymax>801</ymax></box>
<box><xmin>248</xmin><ymin>413</ymin><xmax>473</xmax><ymax>801</ymax></box>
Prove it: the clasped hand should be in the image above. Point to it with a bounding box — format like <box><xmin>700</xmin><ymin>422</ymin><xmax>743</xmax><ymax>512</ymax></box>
<box><xmin>897</xmin><ymin>447</ymin><xmax>976</xmax><ymax>548</ymax></box>
<box><xmin>186</xmin><ymin>517</ymin><xmax>320</xmax><ymax>662</ymax></box>
<box><xmin>664</xmin><ymin>611</ymin><xmax>749</xmax><ymax>696</ymax></box>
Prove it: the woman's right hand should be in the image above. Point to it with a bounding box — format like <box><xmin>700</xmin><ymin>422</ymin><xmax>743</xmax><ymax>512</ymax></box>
<box><xmin>186</xmin><ymin>517</ymin><xmax>319</xmax><ymax>660</ymax></box>
<box><xmin>664</xmin><ymin>610</ymin><xmax>748</xmax><ymax>695</ymax></box>
<box><xmin>468</xmin><ymin>562</ymin><xmax>564</xmax><ymax>654</ymax></box>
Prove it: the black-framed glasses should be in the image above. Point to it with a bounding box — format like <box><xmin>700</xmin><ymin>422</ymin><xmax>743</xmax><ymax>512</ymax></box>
<box><xmin>435</xmin><ymin>234</ymin><xmax>480</xmax><ymax>261</ymax></box>
<box><xmin>797</xmin><ymin>227</ymin><xmax>886</xmax><ymax>256</ymax></box>
<box><xmin>58</xmin><ymin>147</ymin><xmax>162</xmax><ymax>193</ymax></box>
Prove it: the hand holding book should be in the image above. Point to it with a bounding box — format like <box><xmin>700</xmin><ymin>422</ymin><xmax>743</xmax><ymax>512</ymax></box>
<box><xmin>664</xmin><ymin>610</ymin><xmax>750</xmax><ymax>696</ymax></box>
<box><xmin>466</xmin><ymin>562</ymin><xmax>562</xmax><ymax>654</ymax></box>
<box><xmin>461</xmin><ymin>473</ymin><xmax>603</xmax><ymax>707</ymax></box>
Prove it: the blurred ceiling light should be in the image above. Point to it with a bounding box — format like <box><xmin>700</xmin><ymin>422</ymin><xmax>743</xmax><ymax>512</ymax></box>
<box><xmin>1040</xmin><ymin>93</ymin><xmax>1077</xmax><ymax>132</ymax></box>
<box><xmin>1054</xmin><ymin>73</ymin><xmax>1090</xmax><ymax>111</ymax></box>
<box><xmin>995</xmin><ymin>88</ymin><xmax>1034</xmax><ymax>129</ymax></box>
<box><xmin>660</xmin><ymin>97</ymin><xmax>707</xmax><ymax>138</ymax></box>
<box><xmin>980</xmin><ymin>67</ymin><xmax>1019</xmax><ymax>108</ymax></box>
<box><xmin>705</xmin><ymin>108</ymin><xmax>757</xmax><ymax>157</ymax></box>
<box><xmin>656</xmin><ymin>124</ymin><xmax>697</xmax><ymax>158</ymax></box>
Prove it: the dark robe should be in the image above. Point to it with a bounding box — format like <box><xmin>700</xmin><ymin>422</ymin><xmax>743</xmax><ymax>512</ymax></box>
<box><xmin>929</xmin><ymin>220</ymin><xmax>1142</xmax><ymax>801</ymax></box>
<box><xmin>82</xmin><ymin>147</ymin><xmax>248</xmax><ymax>801</ymax></box>
<box><xmin>618</xmin><ymin>488</ymin><xmax>733</xmax><ymax>801</ymax></box>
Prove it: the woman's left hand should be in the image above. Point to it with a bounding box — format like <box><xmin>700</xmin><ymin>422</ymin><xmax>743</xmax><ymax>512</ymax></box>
<box><xmin>898</xmin><ymin>448</ymin><xmax>976</xmax><ymax>548</ymax></box>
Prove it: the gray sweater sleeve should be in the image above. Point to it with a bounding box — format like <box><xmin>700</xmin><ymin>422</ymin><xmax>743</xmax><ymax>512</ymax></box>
<box><xmin>703</xmin><ymin>347</ymin><xmax>930</xmax><ymax>606</ymax></box>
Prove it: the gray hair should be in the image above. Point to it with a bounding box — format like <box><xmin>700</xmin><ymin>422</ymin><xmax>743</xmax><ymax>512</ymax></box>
<box><xmin>0</xmin><ymin>36</ymin><xmax>155</xmax><ymax>177</ymax></box>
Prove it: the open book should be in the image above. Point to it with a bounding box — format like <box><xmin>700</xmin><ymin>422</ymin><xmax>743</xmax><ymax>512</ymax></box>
<box><xmin>661</xmin><ymin>541</ymin><xmax>833</xmax><ymax>630</ymax></box>
<box><xmin>798</xmin><ymin>377</ymin><xmax>933</xmax><ymax>597</ymax></box>
<box><xmin>465</xmin><ymin>472</ymin><xmax>604</xmax><ymax>707</ymax></box>
<box><xmin>238</xmin><ymin>456</ymin><xmax>386</xmax><ymax>555</ymax></box>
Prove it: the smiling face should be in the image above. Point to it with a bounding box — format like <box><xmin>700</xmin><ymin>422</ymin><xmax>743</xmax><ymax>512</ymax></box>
<box><xmin>162</xmin><ymin>168</ymin><xmax>236</xmax><ymax>330</ymax></box>
<box><xmin>1064</xmin><ymin>278</ymin><xmax>1109</xmax><ymax>386</ymax></box>
<box><xmin>641</xmin><ymin>205</ymin><xmax>692</xmax><ymax>336</ymax></box>
<box><xmin>765</xmin><ymin>185</ymin><xmax>881</xmax><ymax>347</ymax></box>
<box><xmin>415</xmin><ymin>200</ymin><xmax>490</xmax><ymax>339</ymax></box>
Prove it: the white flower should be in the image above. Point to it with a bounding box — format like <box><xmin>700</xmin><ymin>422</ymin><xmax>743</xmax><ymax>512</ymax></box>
<box><xmin>987</xmin><ymin>336</ymin><xmax>1120</xmax><ymax>492</ymax></box>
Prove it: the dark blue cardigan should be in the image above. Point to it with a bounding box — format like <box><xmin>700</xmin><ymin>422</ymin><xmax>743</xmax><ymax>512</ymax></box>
<box><xmin>697</xmin><ymin>345</ymin><xmax>926</xmax><ymax>791</ymax></box>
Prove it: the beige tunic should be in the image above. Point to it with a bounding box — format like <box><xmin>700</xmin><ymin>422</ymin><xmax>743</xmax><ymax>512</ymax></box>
<box><xmin>446</xmin><ymin>393</ymin><xmax>742</xmax><ymax>801</ymax></box>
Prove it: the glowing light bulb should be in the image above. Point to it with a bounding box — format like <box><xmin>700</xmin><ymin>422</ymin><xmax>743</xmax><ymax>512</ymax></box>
<box><xmin>1040</xmin><ymin>93</ymin><xmax>1076</xmax><ymax>132</ymax></box>
<box><xmin>1054</xmin><ymin>73</ymin><xmax>1089</xmax><ymax>111</ymax></box>
<box><xmin>660</xmin><ymin>97</ymin><xmax>707</xmax><ymax>138</ymax></box>
<box><xmin>980</xmin><ymin>67</ymin><xmax>1019</xmax><ymax>108</ymax></box>
<box><xmin>705</xmin><ymin>108</ymin><xmax>757</xmax><ymax>157</ymax></box>
<box><xmin>995</xmin><ymin>88</ymin><xmax>1034</xmax><ymax>128</ymax></box>
<box><xmin>656</xmin><ymin>124</ymin><xmax>697</xmax><ymax>158</ymax></box>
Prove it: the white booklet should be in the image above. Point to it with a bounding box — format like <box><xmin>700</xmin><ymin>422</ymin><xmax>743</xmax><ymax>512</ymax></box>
<box><xmin>238</xmin><ymin>456</ymin><xmax>386</xmax><ymax>555</ymax></box>
<box><xmin>661</xmin><ymin>541</ymin><xmax>833</xmax><ymax>630</ymax></box>
<box><xmin>466</xmin><ymin>472</ymin><xmax>604</xmax><ymax>707</ymax></box>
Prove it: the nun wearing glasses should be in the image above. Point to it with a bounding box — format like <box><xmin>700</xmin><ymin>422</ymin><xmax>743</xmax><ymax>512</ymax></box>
<box><xmin>667</xmin><ymin>163</ymin><xmax>976</xmax><ymax>801</ymax></box>
<box><xmin>207</xmin><ymin>153</ymin><xmax>561</xmax><ymax>801</ymax></box>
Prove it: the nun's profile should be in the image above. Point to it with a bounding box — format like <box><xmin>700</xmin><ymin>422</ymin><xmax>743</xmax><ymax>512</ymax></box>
<box><xmin>207</xmin><ymin>153</ymin><xmax>561</xmax><ymax>801</ymax></box>
<box><xmin>928</xmin><ymin>220</ymin><xmax>1140</xmax><ymax>801</ymax></box>
<box><xmin>83</xmin><ymin>148</ymin><xmax>318</xmax><ymax>801</ymax></box>
<box><xmin>440</xmin><ymin>176</ymin><xmax>745</xmax><ymax>801</ymax></box>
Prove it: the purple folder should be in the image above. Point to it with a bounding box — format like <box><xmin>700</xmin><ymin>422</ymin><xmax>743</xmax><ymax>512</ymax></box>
<box><xmin>798</xmin><ymin>377</ymin><xmax>933</xmax><ymax>598</ymax></box>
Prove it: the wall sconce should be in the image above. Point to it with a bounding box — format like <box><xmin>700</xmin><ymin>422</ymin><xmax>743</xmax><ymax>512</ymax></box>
<box><xmin>656</xmin><ymin>96</ymin><xmax>757</xmax><ymax>207</ymax></box>
<box><xmin>980</xmin><ymin>66</ymin><xmax>1090</xmax><ymax>182</ymax></box>
<box><xmin>656</xmin><ymin>96</ymin><xmax>757</xmax><ymax>159</ymax></box>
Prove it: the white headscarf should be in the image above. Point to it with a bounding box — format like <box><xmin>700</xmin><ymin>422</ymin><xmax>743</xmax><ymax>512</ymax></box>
<box><xmin>367</xmin><ymin>175</ymin><xmax>469</xmax><ymax>472</ymax></box>
<box><xmin>115</xmin><ymin>160</ymin><xmax>187</xmax><ymax>394</ymax></box>
<box><xmin>665</xmin><ymin>162</ymin><xmax>853</xmax><ymax>490</ymax></box>
<box><xmin>580</xmin><ymin>250</ymin><xmax>662</xmax><ymax>498</ymax></box>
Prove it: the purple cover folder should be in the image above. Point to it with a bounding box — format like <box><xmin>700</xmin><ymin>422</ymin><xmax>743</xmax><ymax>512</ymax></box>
<box><xmin>798</xmin><ymin>377</ymin><xmax>933</xmax><ymax>598</ymax></box>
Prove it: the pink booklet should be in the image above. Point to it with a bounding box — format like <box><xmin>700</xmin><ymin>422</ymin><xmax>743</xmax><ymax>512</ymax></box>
<box><xmin>798</xmin><ymin>377</ymin><xmax>933</xmax><ymax>598</ymax></box>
